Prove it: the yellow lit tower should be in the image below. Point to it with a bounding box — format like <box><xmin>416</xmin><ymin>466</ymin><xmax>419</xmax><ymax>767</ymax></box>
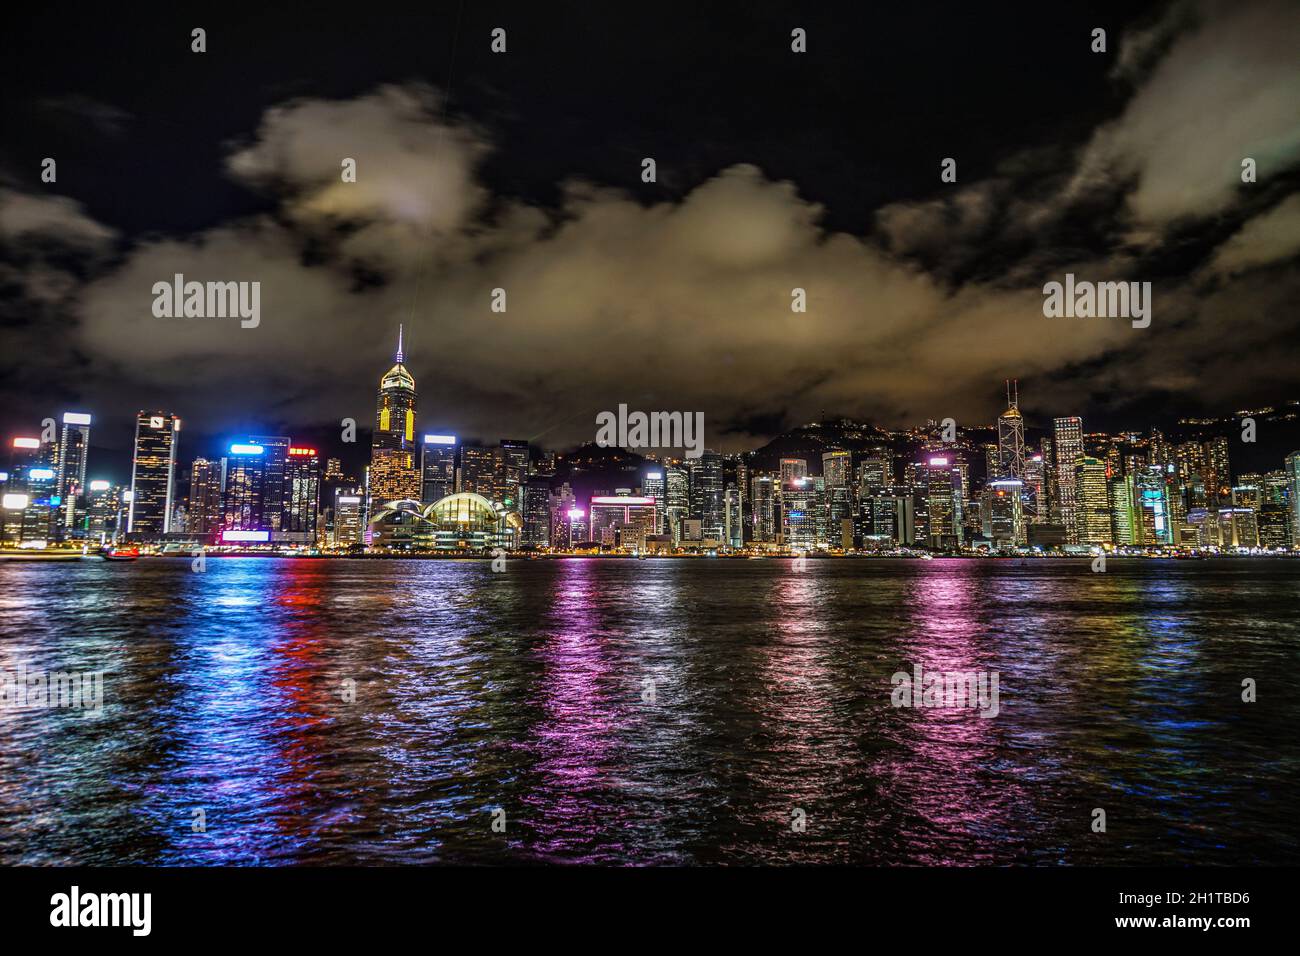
<box><xmin>370</xmin><ymin>325</ymin><xmax>421</xmax><ymax>503</ymax></box>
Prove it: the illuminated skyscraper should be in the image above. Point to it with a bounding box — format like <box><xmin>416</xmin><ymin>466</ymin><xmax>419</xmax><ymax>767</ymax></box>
<box><xmin>1203</xmin><ymin>436</ymin><xmax>1231</xmax><ymax>506</ymax></box>
<box><xmin>665</xmin><ymin>466</ymin><xmax>689</xmax><ymax>542</ymax></box>
<box><xmin>780</xmin><ymin>458</ymin><xmax>808</xmax><ymax>486</ymax></box>
<box><xmin>55</xmin><ymin>412</ymin><xmax>91</xmax><ymax>535</ymax></box>
<box><xmin>690</xmin><ymin>450</ymin><xmax>725</xmax><ymax>541</ymax></box>
<box><xmin>996</xmin><ymin>381</ymin><xmax>1025</xmax><ymax>479</ymax></box>
<box><xmin>983</xmin><ymin>478</ymin><xmax>1025</xmax><ymax>547</ymax></box>
<box><xmin>333</xmin><ymin>490</ymin><xmax>364</xmax><ymax>547</ymax></box>
<box><xmin>1023</xmin><ymin>451</ymin><xmax>1045</xmax><ymax>523</ymax></box>
<box><xmin>128</xmin><ymin>412</ymin><xmax>180</xmax><ymax>540</ymax></box>
<box><xmin>370</xmin><ymin>325</ymin><xmax>420</xmax><ymax>503</ymax></box>
<box><xmin>249</xmin><ymin>435</ymin><xmax>291</xmax><ymax>531</ymax></box>
<box><xmin>283</xmin><ymin>445</ymin><xmax>321</xmax><ymax>544</ymax></box>
<box><xmin>642</xmin><ymin>469</ymin><xmax>665</xmax><ymax>534</ymax></box>
<box><xmin>856</xmin><ymin>452</ymin><xmax>890</xmax><ymax>494</ymax></box>
<box><xmin>1286</xmin><ymin>452</ymin><xmax>1300</xmax><ymax>547</ymax></box>
<box><xmin>1110</xmin><ymin>474</ymin><xmax>1136</xmax><ymax>545</ymax></box>
<box><xmin>221</xmin><ymin>442</ymin><xmax>268</xmax><ymax>537</ymax></box>
<box><xmin>724</xmin><ymin>484</ymin><xmax>744</xmax><ymax>549</ymax></box>
<box><xmin>1134</xmin><ymin>466</ymin><xmax>1173</xmax><ymax>546</ymax></box>
<box><xmin>85</xmin><ymin>480</ymin><xmax>124</xmax><ymax>544</ymax></box>
<box><xmin>780</xmin><ymin>477</ymin><xmax>819</xmax><ymax>551</ymax></box>
<box><xmin>498</xmin><ymin>439</ymin><xmax>530</xmax><ymax>511</ymax></box>
<box><xmin>1052</xmin><ymin>416</ymin><xmax>1084</xmax><ymax>543</ymax></box>
<box><xmin>522</xmin><ymin>477</ymin><xmax>552</xmax><ymax>547</ymax></box>
<box><xmin>6</xmin><ymin>437</ymin><xmax>56</xmax><ymax>543</ymax></box>
<box><xmin>917</xmin><ymin>454</ymin><xmax>963</xmax><ymax>549</ymax></box>
<box><xmin>460</xmin><ymin>445</ymin><xmax>499</xmax><ymax>499</ymax></box>
<box><xmin>750</xmin><ymin>473</ymin><xmax>777</xmax><ymax>543</ymax></box>
<box><xmin>187</xmin><ymin>457</ymin><xmax>224</xmax><ymax>540</ymax></box>
<box><xmin>822</xmin><ymin>449</ymin><xmax>852</xmax><ymax>489</ymax></box>
<box><xmin>1073</xmin><ymin>456</ymin><xmax>1113</xmax><ymax>546</ymax></box>
<box><xmin>822</xmin><ymin>449</ymin><xmax>853</xmax><ymax>545</ymax></box>
<box><xmin>549</xmin><ymin>482</ymin><xmax>577</xmax><ymax>546</ymax></box>
<box><xmin>421</xmin><ymin>434</ymin><xmax>457</xmax><ymax>504</ymax></box>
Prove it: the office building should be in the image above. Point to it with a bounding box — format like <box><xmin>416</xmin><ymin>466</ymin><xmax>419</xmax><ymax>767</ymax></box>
<box><xmin>1052</xmin><ymin>416</ymin><xmax>1084</xmax><ymax>542</ymax></box>
<box><xmin>370</xmin><ymin>326</ymin><xmax>420</xmax><ymax>503</ymax></box>
<box><xmin>128</xmin><ymin>412</ymin><xmax>180</xmax><ymax>540</ymax></box>
<box><xmin>421</xmin><ymin>434</ymin><xmax>457</xmax><ymax>505</ymax></box>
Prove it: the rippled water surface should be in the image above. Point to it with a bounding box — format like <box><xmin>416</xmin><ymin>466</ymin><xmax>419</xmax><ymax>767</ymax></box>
<box><xmin>1</xmin><ymin>557</ymin><xmax>1297</xmax><ymax>865</ymax></box>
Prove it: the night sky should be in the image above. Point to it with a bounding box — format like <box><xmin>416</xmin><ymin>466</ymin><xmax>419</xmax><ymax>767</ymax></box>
<box><xmin>2</xmin><ymin>1</ymin><xmax>1298</xmax><ymax>481</ymax></box>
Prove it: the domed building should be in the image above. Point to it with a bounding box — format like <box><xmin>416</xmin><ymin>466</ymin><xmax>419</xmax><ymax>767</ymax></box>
<box><xmin>368</xmin><ymin>492</ymin><xmax>522</xmax><ymax>552</ymax></box>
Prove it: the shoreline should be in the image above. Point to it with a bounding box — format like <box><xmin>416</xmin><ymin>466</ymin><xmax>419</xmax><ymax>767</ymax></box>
<box><xmin>9</xmin><ymin>550</ymin><xmax>1294</xmax><ymax>561</ymax></box>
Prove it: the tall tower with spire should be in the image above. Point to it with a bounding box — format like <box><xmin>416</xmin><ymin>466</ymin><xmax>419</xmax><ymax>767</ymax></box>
<box><xmin>369</xmin><ymin>324</ymin><xmax>421</xmax><ymax>503</ymax></box>
<box><xmin>996</xmin><ymin>379</ymin><xmax>1025</xmax><ymax>480</ymax></box>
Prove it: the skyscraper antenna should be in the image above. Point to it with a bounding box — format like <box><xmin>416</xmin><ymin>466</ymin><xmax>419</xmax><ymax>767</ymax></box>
<box><xmin>396</xmin><ymin>323</ymin><xmax>405</xmax><ymax>364</ymax></box>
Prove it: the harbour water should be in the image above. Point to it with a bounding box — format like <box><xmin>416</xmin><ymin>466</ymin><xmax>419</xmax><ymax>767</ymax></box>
<box><xmin>1</xmin><ymin>557</ymin><xmax>1297</xmax><ymax>865</ymax></box>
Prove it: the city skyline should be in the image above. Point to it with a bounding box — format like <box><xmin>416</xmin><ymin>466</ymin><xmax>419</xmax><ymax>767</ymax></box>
<box><xmin>7</xmin><ymin>354</ymin><xmax>1299</xmax><ymax>486</ymax></box>
<box><xmin>6</xmin><ymin>338</ymin><xmax>1299</xmax><ymax>554</ymax></box>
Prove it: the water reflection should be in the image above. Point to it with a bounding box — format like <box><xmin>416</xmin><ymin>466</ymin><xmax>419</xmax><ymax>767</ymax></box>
<box><xmin>0</xmin><ymin>558</ymin><xmax>1297</xmax><ymax>865</ymax></box>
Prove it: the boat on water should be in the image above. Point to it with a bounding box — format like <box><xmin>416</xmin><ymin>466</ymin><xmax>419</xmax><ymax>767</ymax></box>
<box><xmin>0</xmin><ymin>547</ymin><xmax>84</xmax><ymax>562</ymax></box>
<box><xmin>101</xmin><ymin>546</ymin><xmax>140</xmax><ymax>562</ymax></box>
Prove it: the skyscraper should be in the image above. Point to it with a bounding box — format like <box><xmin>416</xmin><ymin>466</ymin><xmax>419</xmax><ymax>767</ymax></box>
<box><xmin>1052</xmin><ymin>416</ymin><xmax>1084</xmax><ymax>543</ymax></box>
<box><xmin>522</xmin><ymin>477</ymin><xmax>552</xmax><ymax>548</ymax></box>
<box><xmin>249</xmin><ymin>435</ymin><xmax>291</xmax><ymax>531</ymax></box>
<box><xmin>689</xmin><ymin>450</ymin><xmax>725</xmax><ymax>541</ymax></box>
<box><xmin>333</xmin><ymin>490</ymin><xmax>364</xmax><ymax>547</ymax></box>
<box><xmin>221</xmin><ymin>441</ymin><xmax>268</xmax><ymax>537</ymax></box>
<box><xmin>857</xmin><ymin>452</ymin><xmax>890</xmax><ymax>493</ymax></box>
<box><xmin>822</xmin><ymin>449</ymin><xmax>852</xmax><ymax>489</ymax></box>
<box><xmin>283</xmin><ymin>445</ymin><xmax>321</xmax><ymax>544</ymax></box>
<box><xmin>460</xmin><ymin>445</ymin><xmax>499</xmax><ymax>499</ymax></box>
<box><xmin>128</xmin><ymin>412</ymin><xmax>180</xmax><ymax>540</ymax></box>
<box><xmin>996</xmin><ymin>381</ymin><xmax>1025</xmax><ymax>479</ymax></box>
<box><xmin>1203</xmin><ymin>436</ymin><xmax>1231</xmax><ymax>507</ymax></box>
<box><xmin>724</xmin><ymin>484</ymin><xmax>744</xmax><ymax>549</ymax></box>
<box><xmin>498</xmin><ymin>439</ymin><xmax>530</xmax><ymax>511</ymax></box>
<box><xmin>917</xmin><ymin>454</ymin><xmax>963</xmax><ymax>549</ymax></box>
<box><xmin>750</xmin><ymin>473</ymin><xmax>777</xmax><ymax>543</ymax></box>
<box><xmin>664</xmin><ymin>466</ymin><xmax>689</xmax><ymax>542</ymax></box>
<box><xmin>1073</xmin><ymin>456</ymin><xmax>1113</xmax><ymax>546</ymax></box>
<box><xmin>1023</xmin><ymin>451</ymin><xmax>1046</xmax><ymax>523</ymax></box>
<box><xmin>780</xmin><ymin>458</ymin><xmax>808</xmax><ymax>486</ymax></box>
<box><xmin>1286</xmin><ymin>452</ymin><xmax>1300</xmax><ymax>547</ymax></box>
<box><xmin>642</xmin><ymin>470</ymin><xmax>665</xmax><ymax>534</ymax></box>
<box><xmin>421</xmin><ymin>434</ymin><xmax>457</xmax><ymax>504</ymax></box>
<box><xmin>187</xmin><ymin>457</ymin><xmax>224</xmax><ymax>540</ymax></box>
<box><xmin>983</xmin><ymin>478</ymin><xmax>1025</xmax><ymax>547</ymax></box>
<box><xmin>549</xmin><ymin>482</ymin><xmax>577</xmax><ymax>546</ymax></box>
<box><xmin>369</xmin><ymin>325</ymin><xmax>420</xmax><ymax>503</ymax></box>
<box><xmin>55</xmin><ymin>412</ymin><xmax>92</xmax><ymax>535</ymax></box>
<box><xmin>1110</xmin><ymin>473</ymin><xmax>1136</xmax><ymax>545</ymax></box>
